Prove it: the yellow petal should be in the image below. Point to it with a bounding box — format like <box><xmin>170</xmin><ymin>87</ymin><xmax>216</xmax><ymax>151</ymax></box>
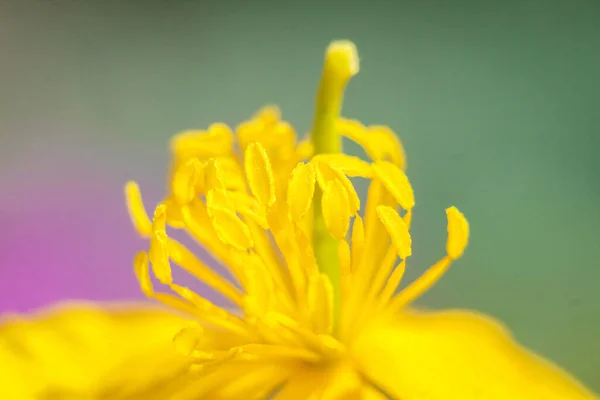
<box><xmin>0</xmin><ymin>302</ymin><xmax>190</xmax><ymax>399</ymax></box>
<box><xmin>352</xmin><ymin>308</ymin><xmax>598</xmax><ymax>400</ymax></box>
<box><xmin>274</xmin><ymin>363</ymin><xmax>363</xmax><ymax>400</ymax></box>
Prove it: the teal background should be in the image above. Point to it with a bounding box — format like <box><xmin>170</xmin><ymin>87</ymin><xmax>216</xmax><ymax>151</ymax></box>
<box><xmin>1</xmin><ymin>0</ymin><xmax>598</xmax><ymax>391</ymax></box>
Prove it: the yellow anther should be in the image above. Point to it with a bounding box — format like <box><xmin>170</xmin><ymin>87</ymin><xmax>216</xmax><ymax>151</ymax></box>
<box><xmin>372</xmin><ymin>160</ymin><xmax>415</xmax><ymax>210</ymax></box>
<box><xmin>314</xmin><ymin>161</ymin><xmax>360</xmax><ymax>215</ymax></box>
<box><xmin>368</xmin><ymin>125</ymin><xmax>407</xmax><ymax>169</ymax></box>
<box><xmin>204</xmin><ymin>158</ymin><xmax>226</xmax><ymax>192</ymax></box>
<box><xmin>287</xmin><ymin>162</ymin><xmax>316</xmax><ymax>222</ymax></box>
<box><xmin>133</xmin><ymin>251</ymin><xmax>153</xmax><ymax>297</ymax></box>
<box><xmin>208</xmin><ymin>122</ymin><xmax>234</xmax><ymax>139</ymax></box>
<box><xmin>149</xmin><ymin>204</ymin><xmax>173</xmax><ymax>284</ymax></box>
<box><xmin>206</xmin><ymin>188</ymin><xmax>235</xmax><ymax>214</ymax></box>
<box><xmin>204</xmin><ymin>157</ymin><xmax>246</xmax><ymax>193</ymax></box>
<box><xmin>172</xmin><ymin>158</ymin><xmax>205</xmax><ymax>206</ymax></box>
<box><xmin>296</xmin><ymin>139</ymin><xmax>314</xmax><ymax>160</ymax></box>
<box><xmin>236</xmin><ymin>119</ymin><xmax>264</xmax><ymax>149</ymax></box>
<box><xmin>376</xmin><ymin>205</ymin><xmax>412</xmax><ymax>259</ymax></box>
<box><xmin>208</xmin><ymin>206</ymin><xmax>254</xmax><ymax>250</ymax></box>
<box><xmin>322</xmin><ymin>179</ymin><xmax>351</xmax><ymax>240</ymax></box>
<box><xmin>170</xmin><ymin>124</ymin><xmax>234</xmax><ymax>160</ymax></box>
<box><xmin>227</xmin><ymin>191</ymin><xmax>269</xmax><ymax>229</ymax></box>
<box><xmin>446</xmin><ymin>206</ymin><xmax>469</xmax><ymax>260</ymax></box>
<box><xmin>337</xmin><ymin>119</ymin><xmax>407</xmax><ymax>169</ymax></box>
<box><xmin>254</xmin><ymin>105</ymin><xmax>281</xmax><ymax>126</ymax></box>
<box><xmin>312</xmin><ymin>154</ymin><xmax>372</xmax><ymax>178</ymax></box>
<box><xmin>124</xmin><ymin>181</ymin><xmax>152</xmax><ymax>237</ymax></box>
<box><xmin>244</xmin><ymin>142</ymin><xmax>276</xmax><ymax>207</ymax></box>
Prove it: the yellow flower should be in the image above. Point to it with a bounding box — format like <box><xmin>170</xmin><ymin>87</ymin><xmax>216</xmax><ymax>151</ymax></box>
<box><xmin>0</xmin><ymin>40</ymin><xmax>597</xmax><ymax>399</ymax></box>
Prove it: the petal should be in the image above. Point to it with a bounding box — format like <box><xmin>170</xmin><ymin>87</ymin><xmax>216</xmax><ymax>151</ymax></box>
<box><xmin>274</xmin><ymin>363</ymin><xmax>364</xmax><ymax>400</ymax></box>
<box><xmin>0</xmin><ymin>301</ymin><xmax>190</xmax><ymax>399</ymax></box>
<box><xmin>352</xmin><ymin>308</ymin><xmax>598</xmax><ymax>400</ymax></box>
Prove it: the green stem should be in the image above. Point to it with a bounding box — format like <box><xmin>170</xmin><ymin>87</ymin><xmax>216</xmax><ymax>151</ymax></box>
<box><xmin>311</xmin><ymin>41</ymin><xmax>359</xmax><ymax>333</ymax></box>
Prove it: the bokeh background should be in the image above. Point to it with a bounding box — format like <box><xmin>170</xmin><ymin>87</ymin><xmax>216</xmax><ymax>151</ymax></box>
<box><xmin>1</xmin><ymin>0</ymin><xmax>599</xmax><ymax>391</ymax></box>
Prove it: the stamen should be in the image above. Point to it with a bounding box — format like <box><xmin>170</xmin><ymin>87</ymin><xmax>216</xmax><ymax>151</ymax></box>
<box><xmin>390</xmin><ymin>207</ymin><xmax>469</xmax><ymax>310</ymax></box>
<box><xmin>206</xmin><ymin>188</ymin><xmax>235</xmax><ymax>213</ymax></box>
<box><xmin>390</xmin><ymin>256</ymin><xmax>452</xmax><ymax>311</ymax></box>
<box><xmin>337</xmin><ymin>239</ymin><xmax>352</xmax><ymax>281</ymax></box>
<box><xmin>311</xmin><ymin>154</ymin><xmax>372</xmax><ymax>178</ymax></box>
<box><xmin>307</xmin><ymin>274</ymin><xmax>334</xmax><ymax>335</ymax></box>
<box><xmin>446</xmin><ymin>206</ymin><xmax>469</xmax><ymax>260</ymax></box>
<box><xmin>171</xmin><ymin>158</ymin><xmax>205</xmax><ymax>206</ymax></box>
<box><xmin>207</xmin><ymin>206</ymin><xmax>254</xmax><ymax>251</ymax></box>
<box><xmin>170</xmin><ymin>124</ymin><xmax>234</xmax><ymax>160</ymax></box>
<box><xmin>124</xmin><ymin>181</ymin><xmax>152</xmax><ymax>237</ymax></box>
<box><xmin>350</xmin><ymin>216</ymin><xmax>365</xmax><ymax>273</ymax></box>
<box><xmin>337</xmin><ymin>119</ymin><xmax>407</xmax><ymax>169</ymax></box>
<box><xmin>170</xmin><ymin>284</ymin><xmax>251</xmax><ymax>337</ymax></box>
<box><xmin>166</xmin><ymin>238</ymin><xmax>244</xmax><ymax>306</ymax></box>
<box><xmin>149</xmin><ymin>204</ymin><xmax>173</xmax><ymax>285</ymax></box>
<box><xmin>378</xmin><ymin>260</ymin><xmax>407</xmax><ymax>307</ymax></box>
<box><xmin>203</xmin><ymin>158</ymin><xmax>227</xmax><ymax>192</ymax></box>
<box><xmin>228</xmin><ymin>192</ymin><xmax>268</xmax><ymax>228</ymax></box>
<box><xmin>133</xmin><ymin>251</ymin><xmax>153</xmax><ymax>297</ymax></box>
<box><xmin>367</xmin><ymin>246</ymin><xmax>398</xmax><ymax>304</ymax></box>
<box><xmin>361</xmin><ymin>179</ymin><xmax>396</xmax><ymax>271</ymax></box>
<box><xmin>296</xmin><ymin>139</ymin><xmax>314</xmax><ymax>160</ymax></box>
<box><xmin>244</xmin><ymin>142</ymin><xmax>276</xmax><ymax>208</ymax></box>
<box><xmin>367</xmin><ymin>125</ymin><xmax>407</xmax><ymax>169</ymax></box>
<box><xmin>376</xmin><ymin>205</ymin><xmax>412</xmax><ymax>259</ymax></box>
<box><xmin>321</xmin><ymin>179</ymin><xmax>351</xmax><ymax>240</ymax></box>
<box><xmin>371</xmin><ymin>161</ymin><xmax>415</xmax><ymax>211</ymax></box>
<box><xmin>254</xmin><ymin>105</ymin><xmax>281</xmax><ymax>126</ymax></box>
<box><xmin>179</xmin><ymin>202</ymin><xmax>235</xmax><ymax>263</ymax></box>
<box><xmin>313</xmin><ymin>161</ymin><xmax>360</xmax><ymax>215</ymax></box>
<box><xmin>287</xmin><ymin>162</ymin><xmax>316</xmax><ymax>223</ymax></box>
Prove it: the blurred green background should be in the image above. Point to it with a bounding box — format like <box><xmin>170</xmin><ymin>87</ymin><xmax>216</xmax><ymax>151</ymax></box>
<box><xmin>1</xmin><ymin>0</ymin><xmax>598</xmax><ymax>390</ymax></box>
